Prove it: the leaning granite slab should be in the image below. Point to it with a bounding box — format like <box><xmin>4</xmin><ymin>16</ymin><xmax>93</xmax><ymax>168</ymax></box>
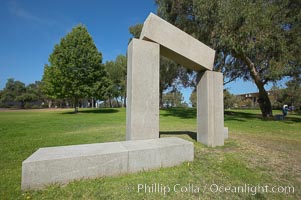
<box><xmin>22</xmin><ymin>137</ymin><xmax>194</xmax><ymax>190</ymax></box>
<box><xmin>140</xmin><ymin>13</ymin><xmax>215</xmax><ymax>72</ymax></box>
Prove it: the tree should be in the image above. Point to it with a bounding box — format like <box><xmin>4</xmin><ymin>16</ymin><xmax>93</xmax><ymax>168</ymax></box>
<box><xmin>189</xmin><ymin>91</ymin><xmax>197</xmax><ymax>107</ymax></box>
<box><xmin>159</xmin><ymin>57</ymin><xmax>190</xmax><ymax>107</ymax></box>
<box><xmin>104</xmin><ymin>55</ymin><xmax>127</xmax><ymax>108</ymax></box>
<box><xmin>24</xmin><ymin>81</ymin><xmax>52</xmax><ymax>108</ymax></box>
<box><xmin>285</xmin><ymin>67</ymin><xmax>301</xmax><ymax>109</ymax></box>
<box><xmin>0</xmin><ymin>78</ymin><xmax>26</xmax><ymax>108</ymax></box>
<box><xmin>104</xmin><ymin>61</ymin><xmax>121</xmax><ymax>108</ymax></box>
<box><xmin>0</xmin><ymin>79</ymin><xmax>43</xmax><ymax>108</ymax></box>
<box><xmin>41</xmin><ymin>24</ymin><xmax>108</xmax><ymax>112</ymax></box>
<box><xmin>129</xmin><ymin>24</ymin><xmax>143</xmax><ymax>41</ymax></box>
<box><xmin>162</xmin><ymin>90</ymin><xmax>184</xmax><ymax>107</ymax></box>
<box><xmin>156</xmin><ymin>0</ymin><xmax>301</xmax><ymax>117</ymax></box>
<box><xmin>224</xmin><ymin>89</ymin><xmax>237</xmax><ymax>109</ymax></box>
<box><xmin>114</xmin><ymin>55</ymin><xmax>127</xmax><ymax>107</ymax></box>
<box><xmin>104</xmin><ymin>61</ymin><xmax>117</xmax><ymax>107</ymax></box>
<box><xmin>190</xmin><ymin>89</ymin><xmax>239</xmax><ymax>109</ymax></box>
<box><xmin>276</xmin><ymin>74</ymin><xmax>301</xmax><ymax>110</ymax></box>
<box><xmin>269</xmin><ymin>85</ymin><xmax>283</xmax><ymax>109</ymax></box>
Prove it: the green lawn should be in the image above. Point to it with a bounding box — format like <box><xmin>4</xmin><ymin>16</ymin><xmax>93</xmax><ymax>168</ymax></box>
<box><xmin>0</xmin><ymin>108</ymin><xmax>300</xmax><ymax>199</ymax></box>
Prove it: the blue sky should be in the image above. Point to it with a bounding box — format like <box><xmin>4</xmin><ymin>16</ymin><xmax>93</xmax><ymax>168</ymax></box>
<box><xmin>0</xmin><ymin>0</ymin><xmax>279</xmax><ymax>103</ymax></box>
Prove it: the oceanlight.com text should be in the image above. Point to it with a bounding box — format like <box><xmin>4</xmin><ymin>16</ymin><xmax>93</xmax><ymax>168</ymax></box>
<box><xmin>135</xmin><ymin>183</ymin><xmax>295</xmax><ymax>196</ymax></box>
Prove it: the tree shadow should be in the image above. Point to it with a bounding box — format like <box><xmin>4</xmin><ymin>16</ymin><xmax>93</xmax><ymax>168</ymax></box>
<box><xmin>224</xmin><ymin>110</ymin><xmax>301</xmax><ymax>123</ymax></box>
<box><xmin>62</xmin><ymin>108</ymin><xmax>119</xmax><ymax>114</ymax></box>
<box><xmin>161</xmin><ymin>108</ymin><xmax>260</xmax><ymax>121</ymax></box>
<box><xmin>160</xmin><ymin>131</ymin><xmax>197</xmax><ymax>141</ymax></box>
<box><xmin>160</xmin><ymin>108</ymin><xmax>301</xmax><ymax>124</ymax></box>
<box><xmin>160</xmin><ymin>108</ymin><xmax>196</xmax><ymax>119</ymax></box>
<box><xmin>224</xmin><ymin>110</ymin><xmax>260</xmax><ymax>119</ymax></box>
<box><xmin>281</xmin><ymin>116</ymin><xmax>301</xmax><ymax>123</ymax></box>
<box><xmin>224</xmin><ymin>110</ymin><xmax>268</xmax><ymax>122</ymax></box>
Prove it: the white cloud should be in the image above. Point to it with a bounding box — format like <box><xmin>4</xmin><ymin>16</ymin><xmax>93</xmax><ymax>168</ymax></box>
<box><xmin>8</xmin><ymin>0</ymin><xmax>58</xmax><ymax>26</ymax></box>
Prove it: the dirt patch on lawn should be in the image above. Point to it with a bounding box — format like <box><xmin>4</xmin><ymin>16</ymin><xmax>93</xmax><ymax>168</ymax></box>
<box><xmin>231</xmin><ymin>133</ymin><xmax>301</xmax><ymax>186</ymax></box>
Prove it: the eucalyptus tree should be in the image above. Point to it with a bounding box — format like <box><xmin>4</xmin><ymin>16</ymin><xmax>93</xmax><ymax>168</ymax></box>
<box><xmin>156</xmin><ymin>0</ymin><xmax>301</xmax><ymax>117</ymax></box>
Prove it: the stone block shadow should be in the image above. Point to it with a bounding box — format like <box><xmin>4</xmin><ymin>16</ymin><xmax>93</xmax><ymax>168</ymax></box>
<box><xmin>160</xmin><ymin>108</ymin><xmax>196</xmax><ymax>119</ymax></box>
<box><xmin>62</xmin><ymin>108</ymin><xmax>119</xmax><ymax>114</ymax></box>
<box><xmin>160</xmin><ymin>131</ymin><xmax>197</xmax><ymax>141</ymax></box>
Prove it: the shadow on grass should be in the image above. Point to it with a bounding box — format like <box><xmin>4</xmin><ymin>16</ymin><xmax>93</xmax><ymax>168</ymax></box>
<box><xmin>225</xmin><ymin>111</ymin><xmax>260</xmax><ymax>119</ymax></box>
<box><xmin>224</xmin><ymin>111</ymin><xmax>259</xmax><ymax>122</ymax></box>
<box><xmin>160</xmin><ymin>108</ymin><xmax>259</xmax><ymax>121</ymax></box>
<box><xmin>160</xmin><ymin>131</ymin><xmax>197</xmax><ymax>141</ymax></box>
<box><xmin>62</xmin><ymin>108</ymin><xmax>119</xmax><ymax>114</ymax></box>
<box><xmin>161</xmin><ymin>108</ymin><xmax>301</xmax><ymax>123</ymax></box>
<box><xmin>281</xmin><ymin>116</ymin><xmax>301</xmax><ymax>123</ymax></box>
<box><xmin>160</xmin><ymin>108</ymin><xmax>196</xmax><ymax>119</ymax></box>
<box><xmin>225</xmin><ymin>110</ymin><xmax>301</xmax><ymax>123</ymax></box>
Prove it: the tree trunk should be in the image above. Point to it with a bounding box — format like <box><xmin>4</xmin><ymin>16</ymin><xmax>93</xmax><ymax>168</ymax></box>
<box><xmin>123</xmin><ymin>94</ymin><xmax>127</xmax><ymax>107</ymax></box>
<box><xmin>109</xmin><ymin>98</ymin><xmax>112</xmax><ymax>108</ymax></box>
<box><xmin>74</xmin><ymin>97</ymin><xmax>79</xmax><ymax>113</ymax></box>
<box><xmin>115</xmin><ymin>97</ymin><xmax>120</xmax><ymax>107</ymax></box>
<box><xmin>256</xmin><ymin>83</ymin><xmax>273</xmax><ymax>117</ymax></box>
<box><xmin>240</xmin><ymin>54</ymin><xmax>273</xmax><ymax>117</ymax></box>
<box><xmin>159</xmin><ymin>86</ymin><xmax>164</xmax><ymax>108</ymax></box>
<box><xmin>48</xmin><ymin>100</ymin><xmax>52</xmax><ymax>108</ymax></box>
<box><xmin>20</xmin><ymin>101</ymin><xmax>25</xmax><ymax>109</ymax></box>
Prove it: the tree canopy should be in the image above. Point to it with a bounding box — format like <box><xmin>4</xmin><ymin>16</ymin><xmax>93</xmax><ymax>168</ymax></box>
<box><xmin>104</xmin><ymin>54</ymin><xmax>127</xmax><ymax>107</ymax></box>
<box><xmin>41</xmin><ymin>24</ymin><xmax>108</xmax><ymax>112</ymax></box>
<box><xmin>156</xmin><ymin>0</ymin><xmax>301</xmax><ymax>117</ymax></box>
<box><xmin>162</xmin><ymin>90</ymin><xmax>185</xmax><ymax>108</ymax></box>
<box><xmin>0</xmin><ymin>78</ymin><xmax>26</xmax><ymax>108</ymax></box>
<box><xmin>0</xmin><ymin>79</ymin><xmax>45</xmax><ymax>108</ymax></box>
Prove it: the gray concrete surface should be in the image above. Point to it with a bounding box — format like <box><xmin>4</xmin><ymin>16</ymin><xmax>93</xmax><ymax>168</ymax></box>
<box><xmin>197</xmin><ymin>71</ymin><xmax>224</xmax><ymax>147</ymax></box>
<box><xmin>22</xmin><ymin>137</ymin><xmax>193</xmax><ymax>190</ymax></box>
<box><xmin>224</xmin><ymin>127</ymin><xmax>229</xmax><ymax>139</ymax></box>
<box><xmin>126</xmin><ymin>13</ymin><xmax>226</xmax><ymax>147</ymax></box>
<box><xmin>140</xmin><ymin>13</ymin><xmax>215</xmax><ymax>71</ymax></box>
<box><xmin>158</xmin><ymin>137</ymin><xmax>194</xmax><ymax>167</ymax></box>
<box><xmin>126</xmin><ymin>38</ymin><xmax>160</xmax><ymax>141</ymax></box>
<box><xmin>22</xmin><ymin>142</ymin><xmax>128</xmax><ymax>190</ymax></box>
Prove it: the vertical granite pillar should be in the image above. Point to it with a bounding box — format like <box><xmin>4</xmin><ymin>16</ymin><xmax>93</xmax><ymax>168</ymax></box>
<box><xmin>197</xmin><ymin>71</ymin><xmax>224</xmax><ymax>147</ymax></box>
<box><xmin>126</xmin><ymin>39</ymin><xmax>160</xmax><ymax>140</ymax></box>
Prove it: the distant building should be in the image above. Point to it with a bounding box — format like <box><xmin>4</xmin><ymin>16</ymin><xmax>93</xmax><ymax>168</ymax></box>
<box><xmin>235</xmin><ymin>91</ymin><xmax>271</xmax><ymax>108</ymax></box>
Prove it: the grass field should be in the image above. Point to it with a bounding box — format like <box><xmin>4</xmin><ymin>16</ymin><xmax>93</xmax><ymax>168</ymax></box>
<box><xmin>0</xmin><ymin>108</ymin><xmax>300</xmax><ymax>199</ymax></box>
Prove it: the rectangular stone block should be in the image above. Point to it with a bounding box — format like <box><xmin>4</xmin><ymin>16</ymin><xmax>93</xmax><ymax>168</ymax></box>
<box><xmin>126</xmin><ymin>38</ymin><xmax>160</xmax><ymax>140</ymax></box>
<box><xmin>122</xmin><ymin>139</ymin><xmax>162</xmax><ymax>173</ymax></box>
<box><xmin>158</xmin><ymin>137</ymin><xmax>194</xmax><ymax>167</ymax></box>
<box><xmin>140</xmin><ymin>13</ymin><xmax>215</xmax><ymax>71</ymax></box>
<box><xmin>22</xmin><ymin>137</ymin><xmax>194</xmax><ymax>190</ymax></box>
<box><xmin>122</xmin><ymin>137</ymin><xmax>194</xmax><ymax>173</ymax></box>
<box><xmin>197</xmin><ymin>71</ymin><xmax>224</xmax><ymax>147</ymax></box>
<box><xmin>224</xmin><ymin>127</ymin><xmax>229</xmax><ymax>139</ymax></box>
<box><xmin>22</xmin><ymin>142</ymin><xmax>128</xmax><ymax>190</ymax></box>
